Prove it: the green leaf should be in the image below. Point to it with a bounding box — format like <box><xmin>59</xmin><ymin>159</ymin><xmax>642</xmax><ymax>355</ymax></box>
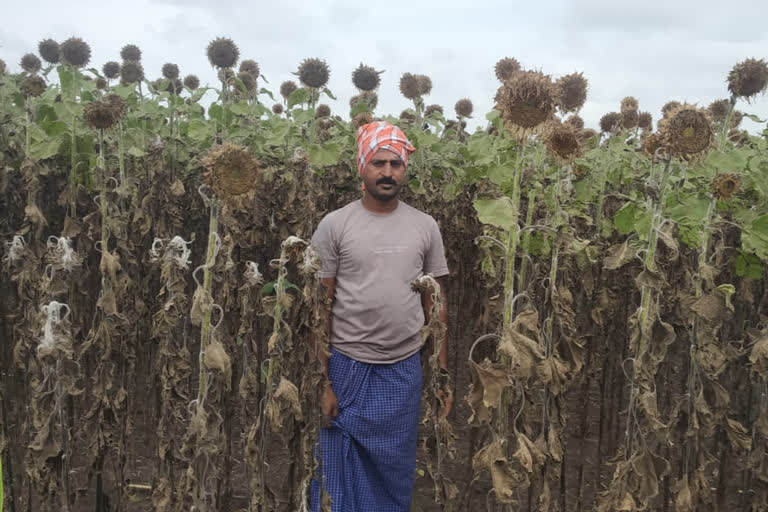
<box><xmin>735</xmin><ymin>250</ymin><xmax>764</xmax><ymax>279</ymax></box>
<box><xmin>208</xmin><ymin>103</ymin><xmax>223</xmax><ymax>121</ymax></box>
<box><xmin>126</xmin><ymin>146</ymin><xmax>145</xmax><ymax>157</ymax></box>
<box><xmin>57</xmin><ymin>66</ymin><xmax>74</xmax><ymax>96</ymax></box>
<box><xmin>744</xmin><ymin>113</ymin><xmax>767</xmax><ymax>123</ymax></box>
<box><xmin>742</xmin><ymin>214</ymin><xmax>768</xmax><ymax>260</ymax></box>
<box><xmin>287</xmin><ymin>88</ymin><xmax>310</xmax><ymax>108</ymax></box>
<box><xmin>307</xmin><ymin>142</ymin><xmax>341</xmax><ymax>167</ymax></box>
<box><xmin>228</xmin><ymin>102</ymin><xmax>249</xmax><ymax>116</ymax></box>
<box><xmin>473</xmin><ymin>197</ymin><xmax>516</xmax><ymax>231</ymax></box>
<box><xmin>29</xmin><ymin>138</ymin><xmax>61</xmax><ymax>160</ymax></box>
<box><xmin>322</xmin><ymin>87</ymin><xmax>337</xmax><ymax>100</ymax></box>
<box><xmin>487</xmin><ymin>162</ymin><xmax>516</xmax><ymax>186</ymax></box>
<box><xmin>259</xmin><ymin>87</ymin><xmax>275</xmax><ymax>101</ymax></box>
<box><xmin>188</xmin><ymin>119</ymin><xmax>212</xmax><ymax>143</ymax></box>
<box><xmin>291</xmin><ymin>108</ymin><xmax>314</xmax><ymax>126</ymax></box>
<box><xmin>613</xmin><ymin>202</ymin><xmax>638</xmax><ymax>235</ymax></box>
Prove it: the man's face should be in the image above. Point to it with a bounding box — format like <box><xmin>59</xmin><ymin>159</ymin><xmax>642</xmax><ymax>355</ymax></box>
<box><xmin>362</xmin><ymin>148</ymin><xmax>407</xmax><ymax>201</ymax></box>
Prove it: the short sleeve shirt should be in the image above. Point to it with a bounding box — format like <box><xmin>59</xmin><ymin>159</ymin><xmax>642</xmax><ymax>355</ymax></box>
<box><xmin>310</xmin><ymin>200</ymin><xmax>449</xmax><ymax>363</ymax></box>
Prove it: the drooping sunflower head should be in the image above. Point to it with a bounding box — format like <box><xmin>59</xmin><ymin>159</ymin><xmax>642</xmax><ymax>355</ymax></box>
<box><xmin>642</xmin><ymin>132</ymin><xmax>662</xmax><ymax>158</ymax></box>
<box><xmin>84</xmin><ymin>97</ymin><xmax>122</xmax><ymax>130</ymax></box>
<box><xmin>621</xmin><ymin>109</ymin><xmax>639</xmax><ymax>129</ymax></box>
<box><xmin>280</xmin><ymin>80</ymin><xmax>298</xmax><ymax>100</ymax></box>
<box><xmin>272</xmin><ymin>103</ymin><xmax>284</xmax><ymax>115</ymax></box>
<box><xmin>399</xmin><ymin>72</ymin><xmax>420</xmax><ymax>99</ymax></box>
<box><xmin>731</xmin><ymin>110</ymin><xmax>744</xmax><ymax>128</ymax></box>
<box><xmin>658</xmin><ymin>104</ymin><xmax>714</xmax><ymax>158</ymax></box>
<box><xmin>455</xmin><ymin>98</ymin><xmax>473</xmax><ymax>117</ymax></box>
<box><xmin>638</xmin><ymin>111</ymin><xmax>653</xmax><ymax>130</ymax></box>
<box><xmin>38</xmin><ymin>39</ymin><xmax>60</xmax><ymax>64</ymax></box>
<box><xmin>352</xmin><ymin>112</ymin><xmax>374</xmax><ymax>129</ymax></box>
<box><xmin>565</xmin><ymin>114</ymin><xmax>584</xmax><ymax>130</ymax></box>
<box><xmin>494</xmin><ymin>57</ymin><xmax>521</xmax><ymax>82</ymax></box>
<box><xmin>711</xmin><ymin>173</ymin><xmax>741</xmax><ymax>199</ymax></box>
<box><xmin>495</xmin><ymin>70</ymin><xmax>557</xmax><ymax>134</ymax></box>
<box><xmin>20</xmin><ymin>53</ymin><xmax>42</xmax><ymax>74</ymax></box>
<box><xmin>239</xmin><ymin>59</ymin><xmax>260</xmax><ymax>78</ymax></box>
<box><xmin>399</xmin><ymin>109</ymin><xmax>416</xmax><ymax>122</ymax></box>
<box><xmin>105</xmin><ymin>93</ymin><xmax>127</xmax><ymax>120</ymax></box>
<box><xmin>578</xmin><ymin>128</ymin><xmax>598</xmax><ymax>144</ymax></box>
<box><xmin>20</xmin><ymin>75</ymin><xmax>46</xmax><ymax>98</ymax></box>
<box><xmin>162</xmin><ymin>63</ymin><xmax>180</xmax><ymax>80</ymax></box>
<box><xmin>203</xmin><ymin>143</ymin><xmax>260</xmax><ymax>199</ymax></box>
<box><xmin>727</xmin><ymin>58</ymin><xmax>768</xmax><ymax>99</ymax></box>
<box><xmin>217</xmin><ymin>68</ymin><xmax>235</xmax><ymax>84</ymax></box>
<box><xmin>350</xmin><ymin>91</ymin><xmax>378</xmax><ymax>113</ymax></box>
<box><xmin>236</xmin><ymin>71</ymin><xmax>257</xmax><ymax>94</ymax></box>
<box><xmin>416</xmin><ymin>74</ymin><xmax>432</xmax><ymax>96</ymax></box>
<box><xmin>425</xmin><ymin>104</ymin><xmax>444</xmax><ymax>117</ymax></box>
<box><xmin>297</xmin><ymin>57</ymin><xmax>330</xmax><ymax>88</ymax></box>
<box><xmin>95</xmin><ymin>77</ymin><xmax>107</xmax><ymax>90</ymax></box>
<box><xmin>352</xmin><ymin>63</ymin><xmax>382</xmax><ymax>91</ymax></box>
<box><xmin>620</xmin><ymin>96</ymin><xmax>639</xmax><ymax>112</ymax></box>
<box><xmin>661</xmin><ymin>100</ymin><xmax>681</xmax><ymax>119</ymax></box>
<box><xmin>543</xmin><ymin>121</ymin><xmax>582</xmax><ymax>162</ymax></box>
<box><xmin>102</xmin><ymin>61</ymin><xmax>120</xmax><ymax>79</ymax></box>
<box><xmin>207</xmin><ymin>37</ymin><xmax>239</xmax><ymax>69</ymax></box>
<box><xmin>708</xmin><ymin>99</ymin><xmax>731</xmax><ymax>122</ymax></box>
<box><xmin>60</xmin><ymin>37</ymin><xmax>91</xmax><ymax>68</ymax></box>
<box><xmin>599</xmin><ymin>112</ymin><xmax>621</xmax><ymax>133</ymax></box>
<box><xmin>315</xmin><ymin>104</ymin><xmax>331</xmax><ymax>118</ymax></box>
<box><xmin>120</xmin><ymin>60</ymin><xmax>144</xmax><ymax>85</ymax></box>
<box><xmin>183</xmin><ymin>74</ymin><xmax>200</xmax><ymax>90</ymax></box>
<box><xmin>555</xmin><ymin>72</ymin><xmax>588</xmax><ymax>113</ymax></box>
<box><xmin>120</xmin><ymin>44</ymin><xmax>141</xmax><ymax>62</ymax></box>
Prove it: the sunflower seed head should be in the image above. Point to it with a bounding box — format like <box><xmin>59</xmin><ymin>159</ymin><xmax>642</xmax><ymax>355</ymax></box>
<box><xmin>272</xmin><ymin>103</ymin><xmax>284</xmax><ymax>114</ymax></box>
<box><xmin>352</xmin><ymin>63</ymin><xmax>382</xmax><ymax>91</ymax></box>
<box><xmin>280</xmin><ymin>80</ymin><xmax>298</xmax><ymax>99</ymax></box>
<box><xmin>658</xmin><ymin>104</ymin><xmax>714</xmax><ymax>158</ymax></box>
<box><xmin>183</xmin><ymin>74</ymin><xmax>200</xmax><ymax>90</ymax></box>
<box><xmin>207</xmin><ymin>37</ymin><xmax>240</xmax><ymax>69</ymax></box>
<box><xmin>315</xmin><ymin>104</ymin><xmax>331</xmax><ymax>118</ymax></box>
<box><xmin>120</xmin><ymin>60</ymin><xmax>144</xmax><ymax>85</ymax></box>
<box><xmin>20</xmin><ymin>53</ymin><xmax>42</xmax><ymax>74</ymax></box>
<box><xmin>297</xmin><ymin>58</ymin><xmax>330</xmax><ymax>88</ymax></box>
<box><xmin>399</xmin><ymin>72</ymin><xmax>420</xmax><ymax>100</ymax></box>
<box><xmin>38</xmin><ymin>39</ymin><xmax>60</xmax><ymax>64</ymax></box>
<box><xmin>711</xmin><ymin>172</ymin><xmax>741</xmax><ymax>199</ymax></box>
<box><xmin>556</xmin><ymin>72</ymin><xmax>588</xmax><ymax>113</ymax></box>
<box><xmin>661</xmin><ymin>101</ymin><xmax>681</xmax><ymax>119</ymax></box>
<box><xmin>495</xmin><ymin>57</ymin><xmax>521</xmax><ymax>82</ymax></box>
<box><xmin>728</xmin><ymin>58</ymin><xmax>768</xmax><ymax>99</ymax></box>
<box><xmin>416</xmin><ymin>74</ymin><xmax>432</xmax><ymax>96</ymax></box>
<box><xmin>120</xmin><ymin>44</ymin><xmax>141</xmax><ymax>62</ymax></box>
<box><xmin>565</xmin><ymin>114</ymin><xmax>584</xmax><ymax>130</ymax></box>
<box><xmin>496</xmin><ymin>70</ymin><xmax>557</xmax><ymax>134</ymax></box>
<box><xmin>60</xmin><ymin>37</ymin><xmax>91</xmax><ymax>68</ymax></box>
<box><xmin>425</xmin><ymin>104</ymin><xmax>444</xmax><ymax>117</ymax></box>
<box><xmin>544</xmin><ymin>121</ymin><xmax>582</xmax><ymax>162</ymax></box>
<box><xmin>102</xmin><ymin>61</ymin><xmax>120</xmax><ymax>79</ymax></box>
<box><xmin>638</xmin><ymin>111</ymin><xmax>653</xmax><ymax>130</ymax></box>
<box><xmin>599</xmin><ymin>112</ymin><xmax>621</xmax><ymax>133</ymax></box>
<box><xmin>21</xmin><ymin>75</ymin><xmax>46</xmax><ymax>98</ymax></box>
<box><xmin>162</xmin><ymin>62</ymin><xmax>180</xmax><ymax>80</ymax></box>
<box><xmin>203</xmin><ymin>143</ymin><xmax>260</xmax><ymax>200</ymax></box>
<box><xmin>95</xmin><ymin>77</ymin><xmax>107</xmax><ymax>90</ymax></box>
<box><xmin>239</xmin><ymin>59</ymin><xmax>260</xmax><ymax>78</ymax></box>
<box><xmin>455</xmin><ymin>98</ymin><xmax>473</xmax><ymax>117</ymax></box>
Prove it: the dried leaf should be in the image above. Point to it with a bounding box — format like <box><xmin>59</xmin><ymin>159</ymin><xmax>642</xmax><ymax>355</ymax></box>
<box><xmin>604</xmin><ymin>241</ymin><xmax>637</xmax><ymax>270</ymax></box>
<box><xmin>466</xmin><ymin>360</ymin><xmax>511</xmax><ymax>425</ymax></box>
<box><xmin>725</xmin><ymin>417</ymin><xmax>751</xmax><ymax>452</ymax></box>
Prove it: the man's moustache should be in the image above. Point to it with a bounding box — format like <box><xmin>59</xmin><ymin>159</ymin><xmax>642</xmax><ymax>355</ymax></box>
<box><xmin>376</xmin><ymin>178</ymin><xmax>397</xmax><ymax>186</ymax></box>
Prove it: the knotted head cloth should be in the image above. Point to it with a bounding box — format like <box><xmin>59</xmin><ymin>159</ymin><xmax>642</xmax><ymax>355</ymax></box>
<box><xmin>356</xmin><ymin>121</ymin><xmax>416</xmax><ymax>176</ymax></box>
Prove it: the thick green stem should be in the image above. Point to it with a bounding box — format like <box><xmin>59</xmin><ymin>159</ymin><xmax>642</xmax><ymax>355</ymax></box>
<box><xmin>69</xmin><ymin>67</ymin><xmax>79</xmax><ymax>219</ymax></box>
<box><xmin>717</xmin><ymin>97</ymin><xmax>736</xmax><ymax>150</ymax></box>
<box><xmin>518</xmin><ymin>189</ymin><xmax>537</xmax><ymax>293</ymax></box>
<box><xmin>117</xmin><ymin>121</ymin><xmax>125</xmax><ymax>186</ymax></box>
<box><xmin>196</xmin><ymin>202</ymin><xmax>219</xmax><ymax>404</ymax></box>
<box><xmin>24</xmin><ymin>101</ymin><xmax>31</xmax><ymax>160</ymax></box>
<box><xmin>502</xmin><ymin>144</ymin><xmax>528</xmax><ymax>327</ymax></box>
<box><xmin>98</xmin><ymin>130</ymin><xmax>108</xmax><ymax>247</ymax></box>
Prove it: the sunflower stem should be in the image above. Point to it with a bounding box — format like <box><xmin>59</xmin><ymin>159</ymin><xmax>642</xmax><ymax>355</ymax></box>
<box><xmin>196</xmin><ymin>200</ymin><xmax>219</xmax><ymax>405</ymax></box>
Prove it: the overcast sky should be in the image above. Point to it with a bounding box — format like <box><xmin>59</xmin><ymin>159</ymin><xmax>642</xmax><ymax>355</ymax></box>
<box><xmin>2</xmin><ymin>0</ymin><xmax>767</xmax><ymax>133</ymax></box>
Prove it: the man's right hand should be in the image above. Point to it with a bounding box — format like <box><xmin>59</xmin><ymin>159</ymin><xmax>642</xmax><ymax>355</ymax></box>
<box><xmin>321</xmin><ymin>384</ymin><xmax>338</xmax><ymax>427</ymax></box>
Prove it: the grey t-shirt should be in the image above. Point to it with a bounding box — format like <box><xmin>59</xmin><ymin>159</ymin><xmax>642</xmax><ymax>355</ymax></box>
<box><xmin>311</xmin><ymin>200</ymin><xmax>449</xmax><ymax>364</ymax></box>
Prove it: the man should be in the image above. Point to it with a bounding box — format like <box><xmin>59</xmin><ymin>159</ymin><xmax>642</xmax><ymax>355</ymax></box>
<box><xmin>310</xmin><ymin>121</ymin><xmax>451</xmax><ymax>511</ymax></box>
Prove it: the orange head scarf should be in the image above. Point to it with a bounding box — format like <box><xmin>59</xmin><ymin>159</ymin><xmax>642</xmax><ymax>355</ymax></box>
<box><xmin>356</xmin><ymin>121</ymin><xmax>416</xmax><ymax>176</ymax></box>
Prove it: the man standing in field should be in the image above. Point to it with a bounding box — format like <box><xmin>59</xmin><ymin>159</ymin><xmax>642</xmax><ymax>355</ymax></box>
<box><xmin>310</xmin><ymin>121</ymin><xmax>451</xmax><ymax>511</ymax></box>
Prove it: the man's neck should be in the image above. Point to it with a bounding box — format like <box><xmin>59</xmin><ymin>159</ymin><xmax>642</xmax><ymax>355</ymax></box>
<box><xmin>361</xmin><ymin>193</ymin><xmax>399</xmax><ymax>214</ymax></box>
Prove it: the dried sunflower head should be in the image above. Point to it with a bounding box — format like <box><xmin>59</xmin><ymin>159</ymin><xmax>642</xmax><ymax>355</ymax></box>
<box><xmin>297</xmin><ymin>58</ymin><xmax>330</xmax><ymax>88</ymax></box>
<box><xmin>399</xmin><ymin>72</ymin><xmax>420</xmax><ymax>99</ymax></box>
<box><xmin>544</xmin><ymin>121</ymin><xmax>581</xmax><ymax>162</ymax></box>
<box><xmin>416</xmin><ymin>74</ymin><xmax>432</xmax><ymax>96</ymax></box>
<box><xmin>708</xmin><ymin>99</ymin><xmax>731</xmax><ymax>122</ymax></box>
<box><xmin>352</xmin><ymin>63</ymin><xmax>382</xmax><ymax>91</ymax></box>
<box><xmin>183</xmin><ymin>74</ymin><xmax>200</xmax><ymax>90</ymax></box>
<box><xmin>105</xmin><ymin>93</ymin><xmax>127</xmax><ymax>120</ymax></box>
<box><xmin>20</xmin><ymin>75</ymin><xmax>46</xmax><ymax>98</ymax></box>
<box><xmin>728</xmin><ymin>58</ymin><xmax>768</xmax><ymax>99</ymax></box>
<box><xmin>352</xmin><ymin>112</ymin><xmax>374</xmax><ymax>129</ymax></box>
<box><xmin>425</xmin><ymin>104</ymin><xmax>444</xmax><ymax>117</ymax></box>
<box><xmin>661</xmin><ymin>100</ymin><xmax>681</xmax><ymax>119</ymax></box>
<box><xmin>400</xmin><ymin>109</ymin><xmax>416</xmax><ymax>122</ymax></box>
<box><xmin>84</xmin><ymin>99</ymin><xmax>119</xmax><ymax>129</ymax></box>
<box><xmin>349</xmin><ymin>90</ymin><xmax>378</xmax><ymax>111</ymax></box>
<box><xmin>495</xmin><ymin>57</ymin><xmax>521</xmax><ymax>82</ymax></box>
<box><xmin>60</xmin><ymin>37</ymin><xmax>91</xmax><ymax>68</ymax></box>
<box><xmin>555</xmin><ymin>72</ymin><xmax>588</xmax><ymax>113</ymax></box>
<box><xmin>102</xmin><ymin>61</ymin><xmax>120</xmax><ymax>79</ymax></box>
<box><xmin>315</xmin><ymin>104</ymin><xmax>331</xmax><ymax>118</ymax></box>
<box><xmin>120</xmin><ymin>44</ymin><xmax>141</xmax><ymax>62</ymax></box>
<box><xmin>120</xmin><ymin>60</ymin><xmax>144</xmax><ymax>85</ymax></box>
<box><xmin>658</xmin><ymin>104</ymin><xmax>714</xmax><ymax>158</ymax></box>
<box><xmin>637</xmin><ymin>111</ymin><xmax>653</xmax><ymax>130</ymax></box>
<box><xmin>38</xmin><ymin>39</ymin><xmax>60</xmax><ymax>64</ymax></box>
<box><xmin>621</xmin><ymin>109</ymin><xmax>639</xmax><ymax>129</ymax></box>
<box><xmin>165</xmin><ymin>79</ymin><xmax>183</xmax><ymax>95</ymax></box>
<box><xmin>236</xmin><ymin>71</ymin><xmax>257</xmax><ymax>93</ymax></box>
<box><xmin>642</xmin><ymin>132</ymin><xmax>662</xmax><ymax>158</ymax></box>
<box><xmin>711</xmin><ymin>172</ymin><xmax>741</xmax><ymax>199</ymax></box>
<box><xmin>217</xmin><ymin>68</ymin><xmax>235</xmax><ymax>84</ymax></box>
<box><xmin>20</xmin><ymin>53</ymin><xmax>42</xmax><ymax>74</ymax></box>
<box><xmin>731</xmin><ymin>110</ymin><xmax>744</xmax><ymax>128</ymax></box>
<box><xmin>239</xmin><ymin>59</ymin><xmax>260</xmax><ymax>78</ymax></box>
<box><xmin>495</xmin><ymin>70</ymin><xmax>557</xmax><ymax>134</ymax></box>
<box><xmin>620</xmin><ymin>96</ymin><xmax>639</xmax><ymax>112</ymax></box>
<box><xmin>565</xmin><ymin>114</ymin><xmax>584</xmax><ymax>130</ymax></box>
<box><xmin>272</xmin><ymin>103</ymin><xmax>284</xmax><ymax>115</ymax></box>
<box><xmin>162</xmin><ymin>63</ymin><xmax>180</xmax><ymax>80</ymax></box>
<box><xmin>203</xmin><ymin>143</ymin><xmax>260</xmax><ymax>199</ymax></box>
<box><xmin>280</xmin><ymin>80</ymin><xmax>298</xmax><ymax>99</ymax></box>
<box><xmin>455</xmin><ymin>98</ymin><xmax>473</xmax><ymax>117</ymax></box>
<box><xmin>599</xmin><ymin>112</ymin><xmax>621</xmax><ymax>133</ymax></box>
<box><xmin>95</xmin><ymin>77</ymin><xmax>107</xmax><ymax>90</ymax></box>
<box><xmin>207</xmin><ymin>37</ymin><xmax>239</xmax><ymax>69</ymax></box>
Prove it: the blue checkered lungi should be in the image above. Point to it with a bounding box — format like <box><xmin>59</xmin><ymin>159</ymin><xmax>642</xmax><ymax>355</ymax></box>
<box><xmin>311</xmin><ymin>348</ymin><xmax>423</xmax><ymax>512</ymax></box>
